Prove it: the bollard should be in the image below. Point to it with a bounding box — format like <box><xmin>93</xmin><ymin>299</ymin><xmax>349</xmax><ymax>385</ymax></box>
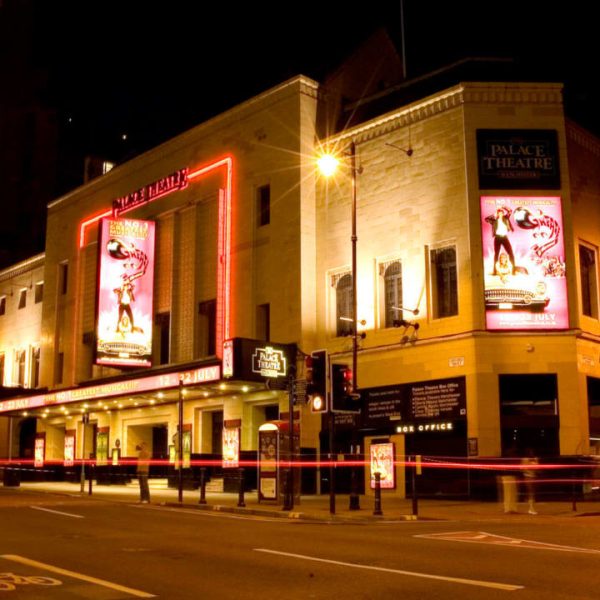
<box><xmin>411</xmin><ymin>456</ymin><xmax>419</xmax><ymax>517</ymax></box>
<box><xmin>199</xmin><ymin>467</ymin><xmax>207</xmax><ymax>505</ymax></box>
<box><xmin>373</xmin><ymin>472</ymin><xmax>383</xmax><ymax>516</ymax></box>
<box><xmin>237</xmin><ymin>468</ymin><xmax>246</xmax><ymax>507</ymax></box>
<box><xmin>88</xmin><ymin>464</ymin><xmax>93</xmax><ymax>496</ymax></box>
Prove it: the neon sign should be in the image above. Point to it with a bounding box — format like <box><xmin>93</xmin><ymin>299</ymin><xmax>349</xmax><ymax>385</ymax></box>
<box><xmin>113</xmin><ymin>168</ymin><xmax>188</xmax><ymax>214</ymax></box>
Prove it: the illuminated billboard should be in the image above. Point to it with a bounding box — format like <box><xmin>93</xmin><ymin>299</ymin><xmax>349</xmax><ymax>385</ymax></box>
<box><xmin>96</xmin><ymin>217</ymin><xmax>156</xmax><ymax>367</ymax></box>
<box><xmin>370</xmin><ymin>442</ymin><xmax>395</xmax><ymax>489</ymax></box>
<box><xmin>480</xmin><ymin>196</ymin><xmax>568</xmax><ymax>330</ymax></box>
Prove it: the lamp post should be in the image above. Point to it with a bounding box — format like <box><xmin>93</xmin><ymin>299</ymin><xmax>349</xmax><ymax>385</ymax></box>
<box><xmin>318</xmin><ymin>142</ymin><xmax>361</xmax><ymax>510</ymax></box>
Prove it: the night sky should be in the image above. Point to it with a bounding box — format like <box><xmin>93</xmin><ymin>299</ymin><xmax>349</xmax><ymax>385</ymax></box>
<box><xmin>1</xmin><ymin>1</ymin><xmax>599</xmax><ymax>266</ymax></box>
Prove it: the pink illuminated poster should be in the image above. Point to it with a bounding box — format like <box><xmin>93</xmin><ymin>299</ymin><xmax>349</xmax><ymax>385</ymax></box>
<box><xmin>96</xmin><ymin>218</ymin><xmax>156</xmax><ymax>367</ymax></box>
<box><xmin>370</xmin><ymin>442</ymin><xmax>395</xmax><ymax>490</ymax></box>
<box><xmin>480</xmin><ymin>196</ymin><xmax>568</xmax><ymax>330</ymax></box>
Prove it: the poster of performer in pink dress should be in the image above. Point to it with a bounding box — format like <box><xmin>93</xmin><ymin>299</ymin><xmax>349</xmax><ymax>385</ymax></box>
<box><xmin>96</xmin><ymin>217</ymin><xmax>156</xmax><ymax>367</ymax></box>
<box><xmin>480</xmin><ymin>196</ymin><xmax>568</xmax><ymax>330</ymax></box>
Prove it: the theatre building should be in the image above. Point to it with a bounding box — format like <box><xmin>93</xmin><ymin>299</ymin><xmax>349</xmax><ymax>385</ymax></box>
<box><xmin>1</xmin><ymin>64</ymin><xmax>600</xmax><ymax>497</ymax></box>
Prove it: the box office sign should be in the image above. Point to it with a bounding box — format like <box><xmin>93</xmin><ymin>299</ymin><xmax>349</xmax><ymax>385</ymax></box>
<box><xmin>96</xmin><ymin>217</ymin><xmax>156</xmax><ymax>368</ymax></box>
<box><xmin>477</xmin><ymin>129</ymin><xmax>560</xmax><ymax>189</ymax></box>
<box><xmin>362</xmin><ymin>376</ymin><xmax>466</xmax><ymax>429</ymax></box>
<box><xmin>223</xmin><ymin>338</ymin><xmax>295</xmax><ymax>382</ymax></box>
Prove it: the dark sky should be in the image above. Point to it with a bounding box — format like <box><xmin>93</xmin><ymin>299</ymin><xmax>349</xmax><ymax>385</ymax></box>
<box><xmin>32</xmin><ymin>1</ymin><xmax>600</xmax><ymax>159</ymax></box>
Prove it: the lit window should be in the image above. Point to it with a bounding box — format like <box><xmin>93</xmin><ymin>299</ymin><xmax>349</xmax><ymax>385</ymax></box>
<box><xmin>31</xmin><ymin>347</ymin><xmax>40</xmax><ymax>388</ymax></box>
<box><xmin>35</xmin><ymin>281</ymin><xmax>44</xmax><ymax>304</ymax></box>
<box><xmin>579</xmin><ymin>243</ymin><xmax>598</xmax><ymax>318</ymax></box>
<box><xmin>102</xmin><ymin>161</ymin><xmax>116</xmax><ymax>174</ymax></box>
<box><xmin>334</xmin><ymin>272</ymin><xmax>353</xmax><ymax>337</ymax></box>
<box><xmin>382</xmin><ymin>260</ymin><xmax>403</xmax><ymax>328</ymax></box>
<box><xmin>18</xmin><ymin>289</ymin><xmax>27</xmax><ymax>309</ymax></box>
<box><xmin>16</xmin><ymin>350</ymin><xmax>26</xmax><ymax>386</ymax></box>
<box><xmin>430</xmin><ymin>246</ymin><xmax>458</xmax><ymax>318</ymax></box>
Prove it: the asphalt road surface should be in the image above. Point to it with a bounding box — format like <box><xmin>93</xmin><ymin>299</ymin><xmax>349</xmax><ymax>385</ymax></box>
<box><xmin>1</xmin><ymin>489</ymin><xmax>599</xmax><ymax>599</ymax></box>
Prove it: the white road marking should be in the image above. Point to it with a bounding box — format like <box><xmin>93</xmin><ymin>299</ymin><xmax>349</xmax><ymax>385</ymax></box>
<box><xmin>415</xmin><ymin>530</ymin><xmax>600</xmax><ymax>554</ymax></box>
<box><xmin>253</xmin><ymin>548</ymin><xmax>523</xmax><ymax>591</ymax></box>
<box><xmin>30</xmin><ymin>506</ymin><xmax>84</xmax><ymax>519</ymax></box>
<box><xmin>0</xmin><ymin>555</ymin><xmax>155</xmax><ymax>598</ymax></box>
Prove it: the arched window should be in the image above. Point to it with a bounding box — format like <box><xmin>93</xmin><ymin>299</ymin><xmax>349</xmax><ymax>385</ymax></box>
<box><xmin>383</xmin><ymin>261</ymin><xmax>402</xmax><ymax>328</ymax></box>
<box><xmin>336</xmin><ymin>273</ymin><xmax>353</xmax><ymax>337</ymax></box>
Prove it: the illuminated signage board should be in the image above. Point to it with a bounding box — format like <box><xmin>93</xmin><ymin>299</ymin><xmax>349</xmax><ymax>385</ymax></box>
<box><xmin>96</xmin><ymin>217</ymin><xmax>156</xmax><ymax>367</ymax></box>
<box><xmin>0</xmin><ymin>365</ymin><xmax>220</xmax><ymax>414</ymax></box>
<box><xmin>113</xmin><ymin>168</ymin><xmax>188</xmax><ymax>214</ymax></box>
<box><xmin>370</xmin><ymin>442</ymin><xmax>395</xmax><ymax>489</ymax></box>
<box><xmin>480</xmin><ymin>196</ymin><xmax>568</xmax><ymax>330</ymax></box>
<box><xmin>477</xmin><ymin>129</ymin><xmax>560</xmax><ymax>189</ymax></box>
<box><xmin>222</xmin><ymin>427</ymin><xmax>240</xmax><ymax>468</ymax></box>
<box><xmin>396</xmin><ymin>421</ymin><xmax>455</xmax><ymax>434</ymax></box>
<box><xmin>34</xmin><ymin>436</ymin><xmax>45</xmax><ymax>468</ymax></box>
<box><xmin>223</xmin><ymin>338</ymin><xmax>295</xmax><ymax>382</ymax></box>
<box><xmin>64</xmin><ymin>431</ymin><xmax>75</xmax><ymax>467</ymax></box>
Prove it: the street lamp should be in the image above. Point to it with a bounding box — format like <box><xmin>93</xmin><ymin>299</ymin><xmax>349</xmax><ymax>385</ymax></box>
<box><xmin>318</xmin><ymin>141</ymin><xmax>361</xmax><ymax>510</ymax></box>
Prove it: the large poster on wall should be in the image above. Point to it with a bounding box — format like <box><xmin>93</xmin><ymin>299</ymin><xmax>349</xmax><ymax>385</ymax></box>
<box><xmin>480</xmin><ymin>196</ymin><xmax>568</xmax><ymax>330</ymax></box>
<box><xmin>96</xmin><ymin>217</ymin><xmax>156</xmax><ymax>367</ymax></box>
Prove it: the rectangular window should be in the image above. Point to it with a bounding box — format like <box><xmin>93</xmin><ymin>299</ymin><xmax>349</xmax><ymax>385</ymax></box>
<box><xmin>16</xmin><ymin>350</ymin><xmax>26</xmax><ymax>387</ymax></box>
<box><xmin>18</xmin><ymin>289</ymin><xmax>27</xmax><ymax>310</ymax></box>
<box><xmin>155</xmin><ymin>312</ymin><xmax>170</xmax><ymax>365</ymax></box>
<box><xmin>0</xmin><ymin>296</ymin><xmax>5</xmax><ymax>316</ymax></box>
<box><xmin>34</xmin><ymin>282</ymin><xmax>44</xmax><ymax>304</ymax></box>
<box><xmin>31</xmin><ymin>347</ymin><xmax>40</xmax><ymax>388</ymax></box>
<box><xmin>256</xmin><ymin>184</ymin><xmax>270</xmax><ymax>227</ymax></box>
<box><xmin>60</xmin><ymin>262</ymin><xmax>68</xmax><ymax>295</ymax></box>
<box><xmin>579</xmin><ymin>244</ymin><xmax>598</xmax><ymax>318</ymax></box>
<box><xmin>430</xmin><ymin>246</ymin><xmax>458</xmax><ymax>318</ymax></box>
<box><xmin>198</xmin><ymin>299</ymin><xmax>216</xmax><ymax>357</ymax></box>
<box><xmin>256</xmin><ymin>303</ymin><xmax>270</xmax><ymax>341</ymax></box>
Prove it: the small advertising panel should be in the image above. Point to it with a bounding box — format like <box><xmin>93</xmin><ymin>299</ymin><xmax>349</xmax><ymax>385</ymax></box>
<box><xmin>96</xmin><ymin>429</ymin><xmax>109</xmax><ymax>466</ymax></box>
<box><xmin>222</xmin><ymin>427</ymin><xmax>240</xmax><ymax>468</ymax></box>
<box><xmin>64</xmin><ymin>431</ymin><xmax>75</xmax><ymax>467</ymax></box>
<box><xmin>480</xmin><ymin>196</ymin><xmax>568</xmax><ymax>330</ymax></box>
<box><xmin>34</xmin><ymin>434</ymin><xmax>45</xmax><ymax>468</ymax></box>
<box><xmin>258</xmin><ymin>424</ymin><xmax>279</xmax><ymax>501</ymax></box>
<box><xmin>96</xmin><ymin>217</ymin><xmax>156</xmax><ymax>367</ymax></box>
<box><xmin>370</xmin><ymin>442</ymin><xmax>395</xmax><ymax>489</ymax></box>
<box><xmin>183</xmin><ymin>429</ymin><xmax>191</xmax><ymax>469</ymax></box>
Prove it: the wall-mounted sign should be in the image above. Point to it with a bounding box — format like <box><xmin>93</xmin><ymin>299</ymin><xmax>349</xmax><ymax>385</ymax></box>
<box><xmin>0</xmin><ymin>364</ymin><xmax>220</xmax><ymax>414</ymax></box>
<box><xmin>96</xmin><ymin>217</ymin><xmax>156</xmax><ymax>367</ymax></box>
<box><xmin>222</xmin><ymin>338</ymin><xmax>295</xmax><ymax>383</ymax></box>
<box><xmin>64</xmin><ymin>431</ymin><xmax>75</xmax><ymax>467</ymax></box>
<box><xmin>222</xmin><ymin>427</ymin><xmax>240</xmax><ymax>468</ymax></box>
<box><xmin>396</xmin><ymin>421</ymin><xmax>455</xmax><ymax>434</ymax></box>
<box><xmin>477</xmin><ymin>129</ymin><xmax>560</xmax><ymax>189</ymax></box>
<box><xmin>480</xmin><ymin>196</ymin><xmax>568</xmax><ymax>330</ymax></box>
<box><xmin>362</xmin><ymin>377</ymin><xmax>466</xmax><ymax>429</ymax></box>
<box><xmin>113</xmin><ymin>168</ymin><xmax>188</xmax><ymax>214</ymax></box>
<box><xmin>34</xmin><ymin>435</ymin><xmax>45</xmax><ymax>468</ymax></box>
<box><xmin>370</xmin><ymin>442</ymin><xmax>395</xmax><ymax>489</ymax></box>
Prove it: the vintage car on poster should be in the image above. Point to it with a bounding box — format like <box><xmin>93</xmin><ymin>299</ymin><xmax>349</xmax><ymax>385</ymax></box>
<box><xmin>484</xmin><ymin>272</ymin><xmax>549</xmax><ymax>312</ymax></box>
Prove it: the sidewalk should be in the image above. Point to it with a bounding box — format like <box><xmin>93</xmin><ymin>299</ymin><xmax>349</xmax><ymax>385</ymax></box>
<box><xmin>4</xmin><ymin>480</ymin><xmax>600</xmax><ymax>522</ymax></box>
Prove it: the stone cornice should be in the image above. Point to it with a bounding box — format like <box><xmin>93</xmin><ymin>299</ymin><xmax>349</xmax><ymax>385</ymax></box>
<box><xmin>566</xmin><ymin>119</ymin><xmax>600</xmax><ymax>158</ymax></box>
<box><xmin>0</xmin><ymin>253</ymin><xmax>45</xmax><ymax>283</ymax></box>
<box><xmin>326</xmin><ymin>82</ymin><xmax>564</xmax><ymax>146</ymax></box>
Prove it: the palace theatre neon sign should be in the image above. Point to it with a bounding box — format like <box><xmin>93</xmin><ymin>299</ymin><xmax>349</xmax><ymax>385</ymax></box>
<box><xmin>79</xmin><ymin>156</ymin><xmax>233</xmax><ymax>358</ymax></box>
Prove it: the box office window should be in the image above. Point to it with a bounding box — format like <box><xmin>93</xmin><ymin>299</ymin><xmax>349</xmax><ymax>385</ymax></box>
<box><xmin>499</xmin><ymin>374</ymin><xmax>558</xmax><ymax>416</ymax></box>
<box><xmin>579</xmin><ymin>244</ymin><xmax>599</xmax><ymax>318</ymax></box>
<box><xmin>430</xmin><ymin>246</ymin><xmax>458</xmax><ymax>318</ymax></box>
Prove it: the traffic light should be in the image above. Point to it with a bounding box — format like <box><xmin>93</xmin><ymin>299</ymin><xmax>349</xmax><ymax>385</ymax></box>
<box><xmin>307</xmin><ymin>350</ymin><xmax>327</xmax><ymax>413</ymax></box>
<box><xmin>331</xmin><ymin>363</ymin><xmax>360</xmax><ymax>413</ymax></box>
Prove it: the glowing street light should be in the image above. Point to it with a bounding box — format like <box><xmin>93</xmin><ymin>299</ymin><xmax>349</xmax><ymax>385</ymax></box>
<box><xmin>316</xmin><ymin>152</ymin><xmax>340</xmax><ymax>178</ymax></box>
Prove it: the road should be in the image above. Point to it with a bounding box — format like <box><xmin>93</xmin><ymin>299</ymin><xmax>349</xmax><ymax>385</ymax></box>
<box><xmin>0</xmin><ymin>488</ymin><xmax>599</xmax><ymax>598</ymax></box>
